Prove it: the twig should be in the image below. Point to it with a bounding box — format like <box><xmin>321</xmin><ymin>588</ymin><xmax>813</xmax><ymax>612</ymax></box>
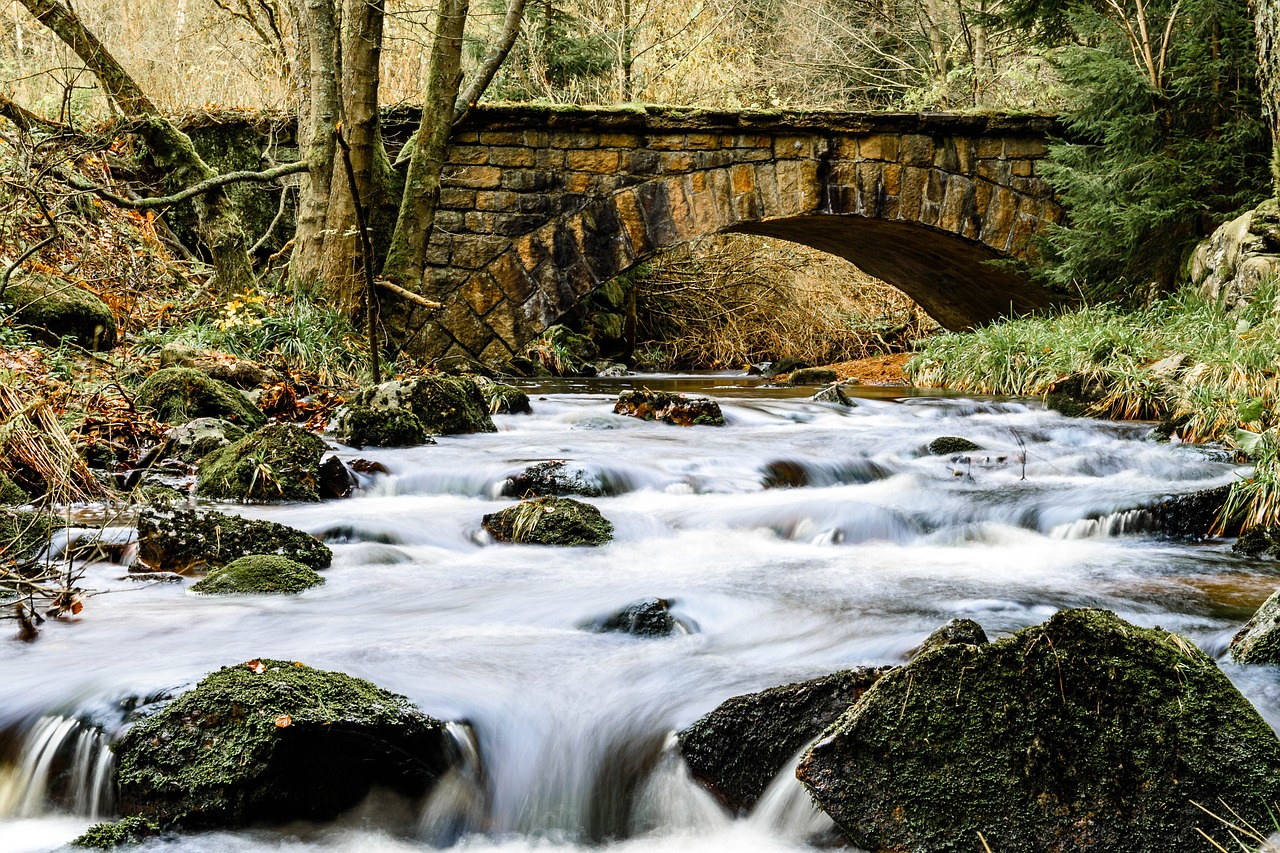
<box><xmin>334</xmin><ymin>124</ymin><xmax>381</xmax><ymax>385</ymax></box>
<box><xmin>62</xmin><ymin>160</ymin><xmax>309</xmax><ymax>210</ymax></box>
<box><xmin>376</xmin><ymin>277</ymin><xmax>442</xmax><ymax>309</ymax></box>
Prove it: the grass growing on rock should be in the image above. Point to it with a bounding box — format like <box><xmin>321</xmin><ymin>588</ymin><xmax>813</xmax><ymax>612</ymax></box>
<box><xmin>907</xmin><ymin>282</ymin><xmax>1280</xmax><ymax>528</ymax></box>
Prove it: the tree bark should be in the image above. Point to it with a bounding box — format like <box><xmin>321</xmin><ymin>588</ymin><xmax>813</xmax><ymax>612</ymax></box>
<box><xmin>15</xmin><ymin>0</ymin><xmax>257</xmax><ymax>294</ymax></box>
<box><xmin>289</xmin><ymin>0</ymin><xmax>340</xmax><ymax>293</ymax></box>
<box><xmin>1255</xmin><ymin>0</ymin><xmax>1280</xmax><ymax>192</ymax></box>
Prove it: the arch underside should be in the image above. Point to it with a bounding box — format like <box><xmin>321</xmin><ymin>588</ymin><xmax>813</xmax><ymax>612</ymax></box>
<box><xmin>726</xmin><ymin>215</ymin><xmax>1054</xmax><ymax>331</ymax></box>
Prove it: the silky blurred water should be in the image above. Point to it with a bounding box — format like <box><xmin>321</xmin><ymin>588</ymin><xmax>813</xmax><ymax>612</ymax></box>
<box><xmin>2</xmin><ymin>377</ymin><xmax>1276</xmax><ymax>853</ymax></box>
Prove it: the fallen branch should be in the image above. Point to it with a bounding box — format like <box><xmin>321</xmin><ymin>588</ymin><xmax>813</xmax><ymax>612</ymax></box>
<box><xmin>375</xmin><ymin>278</ymin><xmax>443</xmax><ymax>309</ymax></box>
<box><xmin>63</xmin><ymin>160</ymin><xmax>309</xmax><ymax>210</ymax></box>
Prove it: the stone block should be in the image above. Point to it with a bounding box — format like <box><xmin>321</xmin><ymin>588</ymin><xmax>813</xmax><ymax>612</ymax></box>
<box><xmin>445</xmin><ymin>165</ymin><xmax>502</xmax><ymax>189</ymax></box>
<box><xmin>980</xmin><ymin>186</ymin><xmax>1018</xmax><ymax>249</ymax></box>
<box><xmin>976</xmin><ymin>158</ymin><xmax>1011</xmax><ymax>184</ymax></box>
<box><xmin>450</xmin><ymin>235</ymin><xmax>508</xmax><ymax>269</ymax></box>
<box><xmin>514</xmin><ymin>233</ymin><xmax>550</xmax><ymax>270</ymax></box>
<box><xmin>638</xmin><ymin>181</ymin><xmax>679</xmax><ymax>246</ymax></box>
<box><xmin>434</xmin><ymin>211</ymin><xmax>465</xmax><ymax>233</ymax></box>
<box><xmin>501</xmin><ymin>169</ymin><xmax>558</xmax><ymax>192</ymax></box>
<box><xmin>625</xmin><ymin>150</ymin><xmax>662</xmax><ymax>175</ymax></box>
<box><xmin>615</xmin><ymin>189</ymin><xmax>654</xmax><ymax>256</ymax></box>
<box><xmin>668</xmin><ymin>177</ymin><xmax>699</xmax><ymax>242</ymax></box>
<box><xmin>489</xmin><ymin>147</ymin><xmax>536</xmax><ymax>167</ymax></box>
<box><xmin>482</xmin><ymin>301</ymin><xmax>518</xmax><ymax>350</ymax></box>
<box><xmin>963</xmin><ymin>182</ymin><xmax>992</xmax><ymax>240</ymax></box>
<box><xmin>1004</xmin><ymin>137</ymin><xmax>1049</xmax><ymax>159</ymax></box>
<box><xmin>566</xmin><ymin>150</ymin><xmax>621</xmax><ymax>173</ymax></box>
<box><xmin>858</xmin><ymin>134</ymin><xmax>898</xmax><ymax>162</ymax></box>
<box><xmin>440</xmin><ymin>295</ymin><xmax>493</xmax><ymax>355</ymax></box>
<box><xmin>1011</xmin><ymin>158</ymin><xmax>1035</xmax><ymax>177</ymax></box>
<box><xmin>449</xmin><ymin>145</ymin><xmax>490</xmax><ymax>165</ymax></box>
<box><xmin>599</xmin><ymin>132</ymin><xmax>640</xmax><ymax>148</ymax></box>
<box><xmin>937</xmin><ymin>175</ymin><xmax>974</xmax><ymax>235</ymax></box>
<box><xmin>425</xmin><ymin>234</ymin><xmax>451</xmax><ymax>266</ymax></box>
<box><xmin>755</xmin><ymin>162</ymin><xmax>782</xmax><ymax>218</ymax></box>
<box><xmin>479</xmin><ymin>130</ymin><xmax>524</xmax><ymax>146</ymax></box>
<box><xmin>522</xmin><ymin>130</ymin><xmax>550</xmax><ymax>147</ymax></box>
<box><xmin>439</xmin><ymin>187</ymin><xmax>476</xmax><ymax>210</ymax></box>
<box><xmin>564</xmin><ymin>173</ymin><xmax>593</xmax><ymax>194</ymax></box>
<box><xmin>730</xmin><ymin>164</ymin><xmax>756</xmax><ymax>195</ymax></box>
<box><xmin>647</xmin><ymin>134</ymin><xmax>687</xmax><ymax>151</ymax></box>
<box><xmin>476</xmin><ymin>190</ymin><xmax>518</xmax><ymax>212</ymax></box>
<box><xmin>491</xmin><ymin>250</ymin><xmax>539</xmax><ymax>303</ymax></box>
<box><xmin>976</xmin><ymin>138</ymin><xmax>1004</xmax><ymax>159</ymax></box>
<box><xmin>550</xmin><ymin>131</ymin><xmax>597</xmax><ymax>149</ymax></box>
<box><xmin>898</xmin><ymin>166</ymin><xmax>925</xmax><ymax>221</ymax></box>
<box><xmin>536</xmin><ymin>148</ymin><xmax>566</xmax><ymax>170</ymax></box>
<box><xmin>686</xmin><ymin>133</ymin><xmax>719</xmax><ymax>150</ymax></box>
<box><xmin>660</xmin><ymin>152</ymin><xmax>695</xmax><ymax>172</ymax></box>
<box><xmin>774</xmin><ymin>136</ymin><xmax>812</xmax><ymax>159</ymax></box>
<box><xmin>479</xmin><ymin>336</ymin><xmax>514</xmax><ymax>364</ymax></box>
<box><xmin>901</xmin><ymin>134</ymin><xmax>934</xmax><ymax>166</ymax></box>
<box><xmin>461</xmin><ymin>272</ymin><xmax>505</xmax><ymax>316</ymax></box>
<box><xmin>464</xmin><ymin>212</ymin><xmax>500</xmax><ymax>233</ymax></box>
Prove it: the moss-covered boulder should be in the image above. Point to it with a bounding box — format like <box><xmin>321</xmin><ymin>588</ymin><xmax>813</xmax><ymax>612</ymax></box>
<box><xmin>135</xmin><ymin>508</ymin><xmax>331</xmax><ymax>574</ymax></box>
<box><xmin>476</xmin><ymin>376</ymin><xmax>532</xmax><ymax>415</ymax></box>
<box><xmin>115</xmin><ymin>659</ymin><xmax>455</xmax><ymax>828</ymax></box>
<box><xmin>501</xmin><ymin>460</ymin><xmax>604</xmax><ymax>498</ymax></box>
<box><xmin>614</xmin><ymin>390</ymin><xmax>726</xmax><ymax>427</ymax></box>
<box><xmin>197</xmin><ymin>424</ymin><xmax>325</xmax><ymax>502</ymax></box>
<box><xmin>191</xmin><ymin>555</ymin><xmax>324</xmax><ymax>595</ymax></box>
<box><xmin>1231</xmin><ymin>588</ymin><xmax>1280</xmax><ymax>664</ymax></box>
<box><xmin>159</xmin><ymin>343</ymin><xmax>275</xmax><ymax>389</ymax></box>
<box><xmin>163</xmin><ymin>418</ymin><xmax>246</xmax><ymax>464</ymax></box>
<box><xmin>135</xmin><ymin>367</ymin><xmax>265</xmax><ymax>427</ymax></box>
<box><xmin>71</xmin><ymin>816</ymin><xmax>160</xmax><ymax>849</ymax></box>
<box><xmin>797</xmin><ymin>608</ymin><xmax>1280</xmax><ymax>853</ymax></box>
<box><xmin>332</xmin><ymin>375</ymin><xmax>495</xmax><ymax>441</ymax></box>
<box><xmin>786</xmin><ymin>367</ymin><xmax>838</xmax><ymax>385</ymax></box>
<box><xmin>4</xmin><ymin>272</ymin><xmax>117</xmax><ymax>349</ymax></box>
<box><xmin>482</xmin><ymin>496</ymin><xmax>613</xmax><ymax>546</ymax></box>
<box><xmin>1236</xmin><ymin>526</ymin><xmax>1280</xmax><ymax>559</ymax></box>
<box><xmin>330</xmin><ymin>404</ymin><xmax>430</xmax><ymax>448</ymax></box>
<box><xmin>927</xmin><ymin>435</ymin><xmax>981</xmax><ymax>455</ymax></box>
<box><xmin>525</xmin><ymin>324</ymin><xmax>598</xmax><ymax>376</ymax></box>
<box><xmin>678</xmin><ymin>667</ymin><xmax>887</xmax><ymax>814</ymax></box>
<box><xmin>0</xmin><ymin>507</ymin><xmax>53</xmax><ymax>564</ymax></box>
<box><xmin>0</xmin><ymin>470</ymin><xmax>29</xmax><ymax>505</ymax></box>
<box><xmin>1150</xmin><ymin>485</ymin><xmax>1232</xmax><ymax>538</ymax></box>
<box><xmin>589</xmin><ymin>598</ymin><xmax>679</xmax><ymax>637</ymax></box>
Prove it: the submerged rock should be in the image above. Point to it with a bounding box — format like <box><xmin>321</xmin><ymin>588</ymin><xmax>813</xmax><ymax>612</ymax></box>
<box><xmin>502</xmin><ymin>460</ymin><xmax>603</xmax><ymax>498</ymax></box>
<box><xmin>318</xmin><ymin>455</ymin><xmax>358</xmax><ymax>499</ymax></box>
<box><xmin>163</xmin><ymin>418</ymin><xmax>246</xmax><ymax>464</ymax></box>
<box><xmin>589</xmin><ymin>598</ymin><xmax>679</xmax><ymax>637</ymax></box>
<box><xmin>196</xmin><ymin>424</ymin><xmax>326</xmax><ymax>502</ymax></box>
<box><xmin>797</xmin><ymin>608</ymin><xmax>1280</xmax><ymax>853</ymax></box>
<box><xmin>135</xmin><ymin>367</ymin><xmax>265</xmax><ymax>427</ymax></box>
<box><xmin>810</xmin><ymin>383</ymin><xmax>856</xmax><ymax>407</ymax></box>
<box><xmin>1236</xmin><ymin>526</ymin><xmax>1280</xmax><ymax>559</ymax></box>
<box><xmin>71</xmin><ymin>816</ymin><xmax>161</xmax><ymax>849</ymax></box>
<box><xmin>135</xmin><ymin>508</ymin><xmax>332</xmax><ymax>574</ymax></box>
<box><xmin>677</xmin><ymin>667</ymin><xmax>887</xmax><ymax>814</ymax></box>
<box><xmin>482</xmin><ymin>496</ymin><xmax>613</xmax><ymax>546</ymax></box>
<box><xmin>1150</xmin><ymin>485</ymin><xmax>1231</xmax><ymax>538</ymax></box>
<box><xmin>908</xmin><ymin>617</ymin><xmax>989</xmax><ymax>659</ymax></box>
<box><xmin>4</xmin><ymin>272</ymin><xmax>116</xmax><ymax>349</ymax></box>
<box><xmin>786</xmin><ymin>367</ymin><xmax>838</xmax><ymax>385</ymax></box>
<box><xmin>190</xmin><ymin>555</ymin><xmax>324</xmax><ymax>595</ymax></box>
<box><xmin>115</xmin><ymin>659</ymin><xmax>455</xmax><ymax>828</ymax></box>
<box><xmin>614</xmin><ymin>390</ymin><xmax>725</xmax><ymax>427</ymax></box>
<box><xmin>927</xmin><ymin>435</ymin><xmax>981</xmax><ymax>455</ymax></box>
<box><xmin>331</xmin><ymin>375</ymin><xmax>495</xmax><ymax>442</ymax></box>
<box><xmin>761</xmin><ymin>460</ymin><xmax>809</xmax><ymax>489</ymax></box>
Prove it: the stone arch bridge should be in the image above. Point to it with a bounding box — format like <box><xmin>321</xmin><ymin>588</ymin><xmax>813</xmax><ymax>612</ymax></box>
<box><xmin>392</xmin><ymin>106</ymin><xmax>1065</xmax><ymax>363</ymax></box>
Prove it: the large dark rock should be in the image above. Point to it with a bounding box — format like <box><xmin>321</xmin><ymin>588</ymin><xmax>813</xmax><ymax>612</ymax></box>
<box><xmin>482</xmin><ymin>496</ymin><xmax>613</xmax><ymax>546</ymax></box>
<box><xmin>1151</xmin><ymin>485</ymin><xmax>1231</xmax><ymax>538</ymax></box>
<box><xmin>115</xmin><ymin>659</ymin><xmax>455</xmax><ymax>828</ymax></box>
<box><xmin>197</xmin><ymin>424</ymin><xmax>326</xmax><ymax>502</ymax></box>
<box><xmin>1236</xmin><ymin>525</ymin><xmax>1280</xmax><ymax>559</ymax></box>
<box><xmin>502</xmin><ymin>460</ymin><xmax>604</xmax><ymax>498</ymax></box>
<box><xmin>135</xmin><ymin>368</ymin><xmax>265</xmax><ymax>427</ymax></box>
<box><xmin>134</xmin><ymin>508</ymin><xmax>332</xmax><ymax>574</ymax></box>
<box><xmin>589</xmin><ymin>598</ymin><xmax>679</xmax><ymax>637</ymax></box>
<box><xmin>927</xmin><ymin>435</ymin><xmax>982</xmax><ymax>455</ymax></box>
<box><xmin>190</xmin><ymin>555</ymin><xmax>325</xmax><ymax>594</ymax></box>
<box><xmin>677</xmin><ymin>667</ymin><xmax>887</xmax><ymax>814</ymax></box>
<box><xmin>331</xmin><ymin>375</ymin><xmax>495</xmax><ymax>442</ymax></box>
<box><xmin>1231</xmin><ymin>588</ymin><xmax>1280</xmax><ymax>664</ymax></box>
<box><xmin>4</xmin><ymin>273</ymin><xmax>116</xmax><ymax>349</ymax></box>
<box><xmin>797</xmin><ymin>608</ymin><xmax>1280</xmax><ymax>853</ymax></box>
<box><xmin>476</xmin><ymin>376</ymin><xmax>532</xmax><ymax>415</ymax></box>
<box><xmin>786</xmin><ymin>367</ymin><xmax>838</xmax><ymax>385</ymax></box>
<box><xmin>614</xmin><ymin>390</ymin><xmax>725</xmax><ymax>427</ymax></box>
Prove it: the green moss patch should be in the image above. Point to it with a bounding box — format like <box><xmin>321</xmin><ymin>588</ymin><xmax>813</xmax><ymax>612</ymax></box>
<box><xmin>927</xmin><ymin>435</ymin><xmax>982</xmax><ymax>455</ymax></box>
<box><xmin>135</xmin><ymin>507</ymin><xmax>331</xmax><ymax>573</ymax></box>
<box><xmin>196</xmin><ymin>424</ymin><xmax>326</xmax><ymax>502</ymax></box>
<box><xmin>115</xmin><ymin>659</ymin><xmax>454</xmax><ymax>828</ymax></box>
<box><xmin>333</xmin><ymin>375</ymin><xmax>496</xmax><ymax>439</ymax></box>
<box><xmin>330</xmin><ymin>405</ymin><xmax>429</xmax><ymax>448</ymax></box>
<box><xmin>482</xmin><ymin>496</ymin><xmax>613</xmax><ymax>546</ymax></box>
<box><xmin>4</xmin><ymin>272</ymin><xmax>117</xmax><ymax>350</ymax></box>
<box><xmin>0</xmin><ymin>470</ymin><xmax>29</xmax><ymax>505</ymax></box>
<box><xmin>71</xmin><ymin>816</ymin><xmax>160</xmax><ymax>849</ymax></box>
<box><xmin>0</xmin><ymin>508</ymin><xmax>53</xmax><ymax>564</ymax></box>
<box><xmin>191</xmin><ymin>555</ymin><xmax>324</xmax><ymax>594</ymax></box>
<box><xmin>797</xmin><ymin>608</ymin><xmax>1280</xmax><ymax>852</ymax></box>
<box><xmin>135</xmin><ymin>367</ymin><xmax>265</xmax><ymax>427</ymax></box>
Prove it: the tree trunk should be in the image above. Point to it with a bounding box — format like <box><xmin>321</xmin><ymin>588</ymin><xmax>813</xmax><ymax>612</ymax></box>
<box><xmin>381</xmin><ymin>0</ymin><xmax>470</xmax><ymax>290</ymax></box>
<box><xmin>17</xmin><ymin>0</ymin><xmax>256</xmax><ymax>294</ymax></box>
<box><xmin>1255</xmin><ymin>0</ymin><xmax>1280</xmax><ymax>192</ymax></box>
<box><xmin>289</xmin><ymin>0</ymin><xmax>340</xmax><ymax>293</ymax></box>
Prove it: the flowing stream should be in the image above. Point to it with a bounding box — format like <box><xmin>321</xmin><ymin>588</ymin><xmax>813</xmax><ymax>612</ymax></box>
<box><xmin>3</xmin><ymin>375</ymin><xmax>1280</xmax><ymax>853</ymax></box>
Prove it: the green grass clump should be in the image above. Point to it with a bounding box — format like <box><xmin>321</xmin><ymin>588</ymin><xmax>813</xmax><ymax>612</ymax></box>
<box><xmin>907</xmin><ymin>281</ymin><xmax>1280</xmax><ymax>529</ymax></box>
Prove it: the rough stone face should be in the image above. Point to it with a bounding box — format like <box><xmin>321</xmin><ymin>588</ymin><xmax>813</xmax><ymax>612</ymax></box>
<box><xmin>196</xmin><ymin>424</ymin><xmax>326</xmax><ymax>502</ymax></box>
<box><xmin>1231</xmin><ymin>588</ymin><xmax>1280</xmax><ymax>664</ymax></box>
<box><xmin>927</xmin><ymin>435</ymin><xmax>981</xmax><ymax>455</ymax></box>
<box><xmin>502</xmin><ymin>460</ymin><xmax>604</xmax><ymax>498</ymax></box>
<box><xmin>614</xmin><ymin>390</ymin><xmax>726</xmax><ymax>426</ymax></box>
<box><xmin>1191</xmin><ymin>201</ymin><xmax>1280</xmax><ymax>310</ymax></box>
<box><xmin>678</xmin><ymin>667</ymin><xmax>888</xmax><ymax>814</ymax></box>
<box><xmin>482</xmin><ymin>496</ymin><xmax>613</xmax><ymax>546</ymax></box>
<box><xmin>590</xmin><ymin>598</ymin><xmax>679</xmax><ymax>637</ymax></box>
<box><xmin>786</xmin><ymin>367</ymin><xmax>838</xmax><ymax>385</ymax></box>
<box><xmin>810</xmin><ymin>384</ymin><xmax>857</xmax><ymax>406</ymax></box>
<box><xmin>1150</xmin><ymin>485</ymin><xmax>1231</xmax><ymax>538</ymax></box>
<box><xmin>798</xmin><ymin>608</ymin><xmax>1280</xmax><ymax>853</ymax></box>
<box><xmin>115</xmin><ymin>659</ymin><xmax>454</xmax><ymax>828</ymax></box>
<box><xmin>3</xmin><ymin>273</ymin><xmax>117</xmax><ymax>349</ymax></box>
<box><xmin>190</xmin><ymin>555</ymin><xmax>325</xmax><ymax>594</ymax></box>
<box><xmin>332</xmin><ymin>375</ymin><xmax>496</xmax><ymax>438</ymax></box>
<box><xmin>163</xmin><ymin>418</ymin><xmax>246</xmax><ymax>463</ymax></box>
<box><xmin>1236</xmin><ymin>526</ymin><xmax>1280</xmax><ymax>559</ymax></box>
<box><xmin>134</xmin><ymin>508</ymin><xmax>332</xmax><ymax>574</ymax></box>
<box><xmin>135</xmin><ymin>368</ymin><xmax>265</xmax><ymax>427</ymax></box>
<box><xmin>71</xmin><ymin>816</ymin><xmax>160</xmax><ymax>849</ymax></box>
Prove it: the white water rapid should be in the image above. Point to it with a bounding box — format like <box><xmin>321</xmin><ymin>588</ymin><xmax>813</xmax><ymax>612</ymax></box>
<box><xmin>2</xmin><ymin>376</ymin><xmax>1278</xmax><ymax>853</ymax></box>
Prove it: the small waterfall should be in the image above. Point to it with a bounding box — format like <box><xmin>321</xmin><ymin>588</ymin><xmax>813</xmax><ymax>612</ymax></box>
<box><xmin>629</xmin><ymin>733</ymin><xmax>730</xmax><ymax>836</ymax></box>
<box><xmin>1050</xmin><ymin>508</ymin><xmax>1154</xmax><ymax>540</ymax></box>
<box><xmin>418</xmin><ymin>722</ymin><xmax>487</xmax><ymax>846</ymax></box>
<box><xmin>0</xmin><ymin>715</ymin><xmax>114</xmax><ymax>819</ymax></box>
<box><xmin>746</xmin><ymin>744</ymin><xmax>835</xmax><ymax>842</ymax></box>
